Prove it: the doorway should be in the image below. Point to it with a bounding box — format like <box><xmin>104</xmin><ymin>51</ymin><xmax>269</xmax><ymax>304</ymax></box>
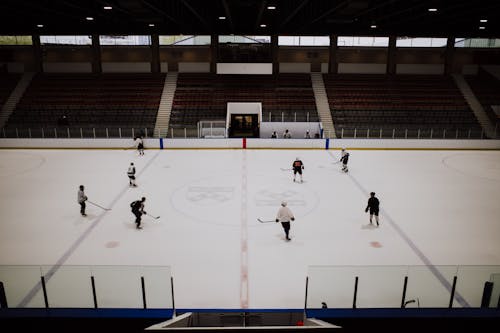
<box><xmin>229</xmin><ymin>114</ymin><xmax>259</xmax><ymax>138</ymax></box>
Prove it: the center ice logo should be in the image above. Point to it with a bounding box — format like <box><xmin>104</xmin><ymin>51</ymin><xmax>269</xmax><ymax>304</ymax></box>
<box><xmin>186</xmin><ymin>186</ymin><xmax>235</xmax><ymax>204</ymax></box>
<box><xmin>254</xmin><ymin>189</ymin><xmax>307</xmax><ymax>206</ymax></box>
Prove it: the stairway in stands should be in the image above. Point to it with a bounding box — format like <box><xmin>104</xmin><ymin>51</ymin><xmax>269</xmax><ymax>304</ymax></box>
<box><xmin>452</xmin><ymin>73</ymin><xmax>497</xmax><ymax>138</ymax></box>
<box><xmin>0</xmin><ymin>72</ymin><xmax>34</xmax><ymax>129</ymax></box>
<box><xmin>310</xmin><ymin>73</ymin><xmax>335</xmax><ymax>138</ymax></box>
<box><xmin>154</xmin><ymin>72</ymin><xmax>178</xmax><ymax>137</ymax></box>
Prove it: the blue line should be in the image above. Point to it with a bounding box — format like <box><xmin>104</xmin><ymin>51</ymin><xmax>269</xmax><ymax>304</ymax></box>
<box><xmin>326</xmin><ymin>150</ymin><xmax>470</xmax><ymax>307</ymax></box>
<box><xmin>17</xmin><ymin>151</ymin><xmax>162</xmax><ymax>307</ymax></box>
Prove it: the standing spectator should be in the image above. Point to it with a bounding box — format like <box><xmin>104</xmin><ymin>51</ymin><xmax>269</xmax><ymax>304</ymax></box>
<box><xmin>136</xmin><ymin>136</ymin><xmax>145</xmax><ymax>156</ymax></box>
<box><xmin>314</xmin><ymin>132</ymin><xmax>320</xmax><ymax>138</ymax></box>
<box><xmin>131</xmin><ymin>197</ymin><xmax>147</xmax><ymax>229</ymax></box>
<box><xmin>275</xmin><ymin>201</ymin><xmax>295</xmax><ymax>241</ymax></box>
<box><xmin>271</xmin><ymin>131</ymin><xmax>278</xmax><ymax>138</ymax></box>
<box><xmin>57</xmin><ymin>115</ymin><xmax>69</xmax><ymax>127</ymax></box>
<box><xmin>365</xmin><ymin>192</ymin><xmax>380</xmax><ymax>226</ymax></box>
<box><xmin>283</xmin><ymin>129</ymin><xmax>292</xmax><ymax>138</ymax></box>
<box><xmin>77</xmin><ymin>185</ymin><xmax>88</xmax><ymax>216</ymax></box>
<box><xmin>304</xmin><ymin>131</ymin><xmax>311</xmax><ymax>139</ymax></box>
<box><xmin>127</xmin><ymin>162</ymin><xmax>137</xmax><ymax>187</ymax></box>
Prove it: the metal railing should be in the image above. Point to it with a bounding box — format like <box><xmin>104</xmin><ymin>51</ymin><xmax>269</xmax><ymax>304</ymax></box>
<box><xmin>1</xmin><ymin>125</ymin><xmax>498</xmax><ymax>140</ymax></box>
<box><xmin>321</xmin><ymin>127</ymin><xmax>497</xmax><ymax>140</ymax></box>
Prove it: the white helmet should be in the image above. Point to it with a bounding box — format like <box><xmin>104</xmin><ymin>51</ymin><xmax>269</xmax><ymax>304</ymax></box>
<box><xmin>296</xmin><ymin>157</ymin><xmax>300</xmax><ymax>161</ymax></box>
<box><xmin>281</xmin><ymin>201</ymin><xmax>287</xmax><ymax>207</ymax></box>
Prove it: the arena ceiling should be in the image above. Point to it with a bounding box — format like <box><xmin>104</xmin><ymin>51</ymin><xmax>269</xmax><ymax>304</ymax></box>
<box><xmin>1</xmin><ymin>0</ymin><xmax>499</xmax><ymax>38</ymax></box>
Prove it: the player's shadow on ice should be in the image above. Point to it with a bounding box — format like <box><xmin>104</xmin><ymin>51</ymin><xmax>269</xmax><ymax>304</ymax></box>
<box><xmin>274</xmin><ymin>233</ymin><xmax>303</xmax><ymax>244</ymax></box>
<box><xmin>361</xmin><ymin>223</ymin><xmax>378</xmax><ymax>230</ymax></box>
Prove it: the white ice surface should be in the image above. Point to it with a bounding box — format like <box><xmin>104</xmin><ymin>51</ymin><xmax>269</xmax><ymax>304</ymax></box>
<box><xmin>0</xmin><ymin>149</ymin><xmax>500</xmax><ymax>309</ymax></box>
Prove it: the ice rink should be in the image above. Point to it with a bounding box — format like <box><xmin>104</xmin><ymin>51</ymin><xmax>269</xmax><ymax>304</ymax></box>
<box><xmin>1</xmin><ymin>148</ymin><xmax>500</xmax><ymax>309</ymax></box>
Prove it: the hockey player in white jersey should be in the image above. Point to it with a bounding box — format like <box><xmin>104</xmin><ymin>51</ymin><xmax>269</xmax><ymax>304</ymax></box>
<box><xmin>275</xmin><ymin>201</ymin><xmax>295</xmax><ymax>241</ymax></box>
<box><xmin>127</xmin><ymin>162</ymin><xmax>137</xmax><ymax>187</ymax></box>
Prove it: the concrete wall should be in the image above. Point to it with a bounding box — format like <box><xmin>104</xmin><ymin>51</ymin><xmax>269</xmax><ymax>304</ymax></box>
<box><xmin>279</xmin><ymin>63</ymin><xmax>311</xmax><ymax>73</ymax></box>
<box><xmin>338</xmin><ymin>63</ymin><xmax>386</xmax><ymax>74</ymax></box>
<box><xmin>43</xmin><ymin>62</ymin><xmax>92</xmax><ymax>73</ymax></box>
<box><xmin>396</xmin><ymin>64</ymin><xmax>445</xmax><ymax>74</ymax></box>
<box><xmin>179</xmin><ymin>62</ymin><xmax>210</xmax><ymax>73</ymax></box>
<box><xmin>101</xmin><ymin>62</ymin><xmax>151</xmax><ymax>73</ymax></box>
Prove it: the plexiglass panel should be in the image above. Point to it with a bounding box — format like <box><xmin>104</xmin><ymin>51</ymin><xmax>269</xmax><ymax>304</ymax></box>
<box><xmin>41</xmin><ymin>265</ymin><xmax>94</xmax><ymax>308</ymax></box>
<box><xmin>0</xmin><ymin>265</ymin><xmax>45</xmax><ymax>308</ymax></box>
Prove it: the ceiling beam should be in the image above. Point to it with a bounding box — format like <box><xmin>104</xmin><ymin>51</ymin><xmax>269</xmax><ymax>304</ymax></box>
<box><xmin>279</xmin><ymin>0</ymin><xmax>309</xmax><ymax>30</ymax></box>
<box><xmin>180</xmin><ymin>0</ymin><xmax>210</xmax><ymax>30</ymax></box>
<box><xmin>141</xmin><ymin>0</ymin><xmax>183</xmax><ymax>26</ymax></box>
<box><xmin>221</xmin><ymin>0</ymin><xmax>234</xmax><ymax>32</ymax></box>
<box><xmin>254</xmin><ymin>0</ymin><xmax>267</xmax><ymax>31</ymax></box>
<box><xmin>297</xmin><ymin>0</ymin><xmax>350</xmax><ymax>33</ymax></box>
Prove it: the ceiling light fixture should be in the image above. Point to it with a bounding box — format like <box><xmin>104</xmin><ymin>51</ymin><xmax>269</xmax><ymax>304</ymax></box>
<box><xmin>479</xmin><ymin>26</ymin><xmax>486</xmax><ymax>30</ymax></box>
<box><xmin>149</xmin><ymin>24</ymin><xmax>155</xmax><ymax>27</ymax></box>
<box><xmin>219</xmin><ymin>16</ymin><xmax>226</xmax><ymax>20</ymax></box>
<box><xmin>37</xmin><ymin>24</ymin><xmax>44</xmax><ymax>28</ymax></box>
<box><xmin>103</xmin><ymin>6</ymin><xmax>112</xmax><ymax>10</ymax></box>
<box><xmin>480</xmin><ymin>19</ymin><xmax>488</xmax><ymax>23</ymax></box>
<box><xmin>260</xmin><ymin>24</ymin><xmax>267</xmax><ymax>27</ymax></box>
<box><xmin>86</xmin><ymin>17</ymin><xmax>94</xmax><ymax>21</ymax></box>
<box><xmin>267</xmin><ymin>6</ymin><xmax>276</xmax><ymax>10</ymax></box>
<box><xmin>370</xmin><ymin>24</ymin><xmax>377</xmax><ymax>29</ymax></box>
<box><xmin>428</xmin><ymin>8</ymin><xmax>438</xmax><ymax>12</ymax></box>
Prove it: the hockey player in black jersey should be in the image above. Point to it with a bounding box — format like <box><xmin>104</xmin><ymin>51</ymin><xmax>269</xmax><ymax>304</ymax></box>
<box><xmin>340</xmin><ymin>148</ymin><xmax>349</xmax><ymax>173</ymax></box>
<box><xmin>131</xmin><ymin>197</ymin><xmax>147</xmax><ymax>229</ymax></box>
<box><xmin>292</xmin><ymin>157</ymin><xmax>304</xmax><ymax>183</ymax></box>
<box><xmin>365</xmin><ymin>192</ymin><xmax>380</xmax><ymax>226</ymax></box>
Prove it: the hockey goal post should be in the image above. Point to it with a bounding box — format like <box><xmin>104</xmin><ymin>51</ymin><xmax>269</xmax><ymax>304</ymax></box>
<box><xmin>197</xmin><ymin>120</ymin><xmax>227</xmax><ymax>138</ymax></box>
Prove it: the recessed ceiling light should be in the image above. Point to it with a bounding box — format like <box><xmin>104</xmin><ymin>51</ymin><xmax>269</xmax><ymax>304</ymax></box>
<box><xmin>260</xmin><ymin>24</ymin><xmax>267</xmax><ymax>27</ymax></box>
<box><xmin>103</xmin><ymin>6</ymin><xmax>112</xmax><ymax>10</ymax></box>
<box><xmin>267</xmin><ymin>6</ymin><xmax>276</xmax><ymax>10</ymax></box>
<box><xmin>479</xmin><ymin>26</ymin><xmax>486</xmax><ymax>30</ymax></box>
<box><xmin>370</xmin><ymin>25</ymin><xmax>377</xmax><ymax>29</ymax></box>
<box><xmin>219</xmin><ymin>16</ymin><xmax>226</xmax><ymax>20</ymax></box>
<box><xmin>428</xmin><ymin>8</ymin><xmax>438</xmax><ymax>12</ymax></box>
<box><xmin>37</xmin><ymin>24</ymin><xmax>44</xmax><ymax>28</ymax></box>
<box><xmin>86</xmin><ymin>17</ymin><xmax>94</xmax><ymax>21</ymax></box>
<box><xmin>149</xmin><ymin>24</ymin><xmax>155</xmax><ymax>27</ymax></box>
<box><xmin>480</xmin><ymin>19</ymin><xmax>488</xmax><ymax>23</ymax></box>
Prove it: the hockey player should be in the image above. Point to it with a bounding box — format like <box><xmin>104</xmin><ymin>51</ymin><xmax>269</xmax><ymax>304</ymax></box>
<box><xmin>131</xmin><ymin>197</ymin><xmax>147</xmax><ymax>229</ymax></box>
<box><xmin>339</xmin><ymin>148</ymin><xmax>349</xmax><ymax>173</ymax></box>
<box><xmin>275</xmin><ymin>201</ymin><xmax>295</xmax><ymax>241</ymax></box>
<box><xmin>77</xmin><ymin>185</ymin><xmax>88</xmax><ymax>216</ymax></box>
<box><xmin>292</xmin><ymin>157</ymin><xmax>304</xmax><ymax>183</ymax></box>
<box><xmin>136</xmin><ymin>136</ymin><xmax>144</xmax><ymax>156</ymax></box>
<box><xmin>365</xmin><ymin>192</ymin><xmax>380</xmax><ymax>226</ymax></box>
<box><xmin>127</xmin><ymin>162</ymin><xmax>137</xmax><ymax>187</ymax></box>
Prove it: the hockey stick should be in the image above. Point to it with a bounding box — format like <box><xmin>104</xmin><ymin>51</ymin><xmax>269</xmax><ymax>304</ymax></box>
<box><xmin>87</xmin><ymin>200</ymin><xmax>111</xmax><ymax>211</ymax></box>
<box><xmin>280</xmin><ymin>168</ymin><xmax>292</xmax><ymax>171</ymax></box>
<box><xmin>257</xmin><ymin>218</ymin><xmax>275</xmax><ymax>223</ymax></box>
<box><xmin>146</xmin><ymin>213</ymin><xmax>160</xmax><ymax>220</ymax></box>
